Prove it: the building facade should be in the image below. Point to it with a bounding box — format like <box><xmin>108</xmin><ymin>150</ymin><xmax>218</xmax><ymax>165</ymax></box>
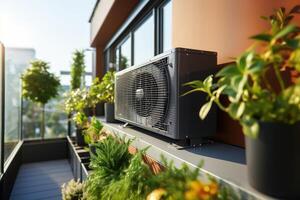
<box><xmin>89</xmin><ymin>0</ymin><xmax>300</xmax><ymax>147</ymax></box>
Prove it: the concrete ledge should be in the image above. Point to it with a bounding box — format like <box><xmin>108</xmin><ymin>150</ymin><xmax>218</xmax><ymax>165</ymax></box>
<box><xmin>100</xmin><ymin>118</ymin><xmax>273</xmax><ymax>200</ymax></box>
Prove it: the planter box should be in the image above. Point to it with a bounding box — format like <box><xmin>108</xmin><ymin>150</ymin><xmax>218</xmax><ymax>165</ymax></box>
<box><xmin>67</xmin><ymin>136</ymin><xmax>165</xmax><ymax>183</ymax></box>
<box><xmin>67</xmin><ymin>137</ymin><xmax>89</xmax><ymax>181</ymax></box>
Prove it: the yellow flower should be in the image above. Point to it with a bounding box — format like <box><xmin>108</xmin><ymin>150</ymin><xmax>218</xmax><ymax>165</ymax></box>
<box><xmin>147</xmin><ymin>188</ymin><xmax>167</xmax><ymax>200</ymax></box>
<box><xmin>185</xmin><ymin>180</ymin><xmax>218</xmax><ymax>200</ymax></box>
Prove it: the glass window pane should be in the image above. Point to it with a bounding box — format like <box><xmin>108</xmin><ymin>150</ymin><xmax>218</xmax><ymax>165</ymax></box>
<box><xmin>163</xmin><ymin>1</ymin><xmax>172</xmax><ymax>52</ymax></box>
<box><xmin>134</xmin><ymin>14</ymin><xmax>154</xmax><ymax>65</ymax></box>
<box><xmin>115</xmin><ymin>48</ymin><xmax>120</xmax><ymax>71</ymax></box>
<box><xmin>120</xmin><ymin>36</ymin><xmax>131</xmax><ymax>70</ymax></box>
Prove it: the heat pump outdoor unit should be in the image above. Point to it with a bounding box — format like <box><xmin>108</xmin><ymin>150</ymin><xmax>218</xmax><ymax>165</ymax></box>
<box><xmin>115</xmin><ymin>48</ymin><xmax>217</xmax><ymax>142</ymax></box>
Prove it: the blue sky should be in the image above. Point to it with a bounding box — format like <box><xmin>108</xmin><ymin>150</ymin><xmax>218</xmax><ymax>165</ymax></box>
<box><xmin>0</xmin><ymin>0</ymin><xmax>96</xmax><ymax>77</ymax></box>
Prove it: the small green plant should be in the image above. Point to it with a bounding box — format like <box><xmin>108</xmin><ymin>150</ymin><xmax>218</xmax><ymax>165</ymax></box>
<box><xmin>147</xmin><ymin>158</ymin><xmax>240</xmax><ymax>200</ymax></box>
<box><xmin>21</xmin><ymin>60</ymin><xmax>60</xmax><ymax>138</ymax></box>
<box><xmin>84</xmin><ymin>117</ymin><xmax>104</xmax><ymax>144</ymax></box>
<box><xmin>71</xmin><ymin>50</ymin><xmax>86</xmax><ymax>90</ymax></box>
<box><xmin>61</xmin><ymin>179</ymin><xmax>85</xmax><ymax>200</ymax></box>
<box><xmin>147</xmin><ymin>157</ymin><xmax>202</xmax><ymax>200</ymax></box>
<box><xmin>101</xmin><ymin>150</ymin><xmax>153</xmax><ymax>200</ymax></box>
<box><xmin>99</xmin><ymin>69</ymin><xmax>115</xmax><ymax>103</ymax></box>
<box><xmin>184</xmin><ymin>6</ymin><xmax>300</xmax><ymax>137</ymax></box>
<box><xmin>83</xmin><ymin>135</ymin><xmax>239</xmax><ymax>200</ymax></box>
<box><xmin>85</xmin><ymin>135</ymin><xmax>133</xmax><ymax>200</ymax></box>
<box><xmin>73</xmin><ymin>111</ymin><xmax>88</xmax><ymax>128</ymax></box>
<box><xmin>64</xmin><ymin>88</ymin><xmax>90</xmax><ymax>114</ymax></box>
<box><xmin>87</xmin><ymin>77</ymin><xmax>104</xmax><ymax>108</ymax></box>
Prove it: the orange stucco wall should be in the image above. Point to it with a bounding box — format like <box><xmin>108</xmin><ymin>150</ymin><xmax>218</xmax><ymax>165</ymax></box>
<box><xmin>172</xmin><ymin>0</ymin><xmax>300</xmax><ymax>146</ymax></box>
<box><xmin>173</xmin><ymin>0</ymin><xmax>300</xmax><ymax>64</ymax></box>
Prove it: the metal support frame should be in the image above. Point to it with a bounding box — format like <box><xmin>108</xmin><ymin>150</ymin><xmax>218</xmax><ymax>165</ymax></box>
<box><xmin>0</xmin><ymin>42</ymin><xmax>5</xmax><ymax>174</ymax></box>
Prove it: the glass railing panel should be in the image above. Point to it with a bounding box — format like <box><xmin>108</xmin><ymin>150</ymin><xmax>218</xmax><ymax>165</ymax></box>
<box><xmin>22</xmin><ymin>90</ymin><xmax>67</xmax><ymax>140</ymax></box>
<box><xmin>3</xmin><ymin>48</ymin><xmax>31</xmax><ymax>163</ymax></box>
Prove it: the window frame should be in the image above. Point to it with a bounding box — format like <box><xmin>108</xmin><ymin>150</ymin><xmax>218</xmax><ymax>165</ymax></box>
<box><xmin>0</xmin><ymin>43</ymin><xmax>4</xmax><ymax>174</ymax></box>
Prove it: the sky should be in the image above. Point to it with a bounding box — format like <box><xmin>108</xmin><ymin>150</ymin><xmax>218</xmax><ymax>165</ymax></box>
<box><xmin>0</xmin><ymin>0</ymin><xmax>96</xmax><ymax>80</ymax></box>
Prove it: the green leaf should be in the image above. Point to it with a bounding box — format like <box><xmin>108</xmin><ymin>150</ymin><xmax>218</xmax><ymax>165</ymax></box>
<box><xmin>289</xmin><ymin>5</ymin><xmax>300</xmax><ymax>14</ymax></box>
<box><xmin>260</xmin><ymin>15</ymin><xmax>269</xmax><ymax>21</ymax></box>
<box><xmin>274</xmin><ymin>25</ymin><xmax>296</xmax><ymax>39</ymax></box>
<box><xmin>199</xmin><ymin>101</ymin><xmax>212</xmax><ymax>120</ymax></box>
<box><xmin>250</xmin><ymin>33</ymin><xmax>272</xmax><ymax>42</ymax></box>
<box><xmin>286</xmin><ymin>39</ymin><xmax>300</xmax><ymax>49</ymax></box>
<box><xmin>216</xmin><ymin>64</ymin><xmax>240</xmax><ymax>77</ymax></box>
<box><xmin>203</xmin><ymin>75</ymin><xmax>213</xmax><ymax>88</ymax></box>
<box><xmin>248</xmin><ymin>60</ymin><xmax>265</xmax><ymax>74</ymax></box>
<box><xmin>228</xmin><ymin>102</ymin><xmax>245</xmax><ymax>119</ymax></box>
<box><xmin>230</xmin><ymin>75</ymin><xmax>243</xmax><ymax>90</ymax></box>
<box><xmin>236</xmin><ymin>102</ymin><xmax>246</xmax><ymax>118</ymax></box>
<box><xmin>182</xmin><ymin>80</ymin><xmax>204</xmax><ymax>88</ymax></box>
<box><xmin>237</xmin><ymin>53</ymin><xmax>247</xmax><ymax>71</ymax></box>
<box><xmin>181</xmin><ymin>88</ymin><xmax>206</xmax><ymax>96</ymax></box>
<box><xmin>213</xmin><ymin>85</ymin><xmax>227</xmax><ymax>98</ymax></box>
<box><xmin>241</xmin><ymin>117</ymin><xmax>259</xmax><ymax>138</ymax></box>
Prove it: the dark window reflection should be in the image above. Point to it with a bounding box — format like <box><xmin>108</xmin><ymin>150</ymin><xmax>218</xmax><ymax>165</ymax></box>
<box><xmin>120</xmin><ymin>36</ymin><xmax>131</xmax><ymax>70</ymax></box>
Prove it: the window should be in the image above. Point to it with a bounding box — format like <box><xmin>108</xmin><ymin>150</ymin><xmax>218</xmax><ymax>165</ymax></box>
<box><xmin>106</xmin><ymin>0</ymin><xmax>172</xmax><ymax>71</ymax></box>
<box><xmin>134</xmin><ymin>14</ymin><xmax>155</xmax><ymax>65</ymax></box>
<box><xmin>162</xmin><ymin>0</ymin><xmax>172</xmax><ymax>52</ymax></box>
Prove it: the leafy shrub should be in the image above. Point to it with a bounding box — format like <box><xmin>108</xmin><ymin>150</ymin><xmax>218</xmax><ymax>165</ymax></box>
<box><xmin>71</xmin><ymin>50</ymin><xmax>85</xmax><ymax>90</ymax></box>
<box><xmin>98</xmin><ymin>69</ymin><xmax>115</xmax><ymax>103</ymax></box>
<box><xmin>84</xmin><ymin>117</ymin><xmax>104</xmax><ymax>144</ymax></box>
<box><xmin>85</xmin><ymin>135</ymin><xmax>133</xmax><ymax>200</ymax></box>
<box><xmin>21</xmin><ymin>60</ymin><xmax>60</xmax><ymax>138</ymax></box>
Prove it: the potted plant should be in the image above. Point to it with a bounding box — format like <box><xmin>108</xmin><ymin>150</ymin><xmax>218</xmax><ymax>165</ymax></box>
<box><xmin>88</xmin><ymin>77</ymin><xmax>104</xmax><ymax>116</ymax></box>
<box><xmin>184</xmin><ymin>6</ymin><xmax>300</xmax><ymax>198</ymax></box>
<box><xmin>64</xmin><ymin>88</ymin><xmax>89</xmax><ymax>145</ymax></box>
<box><xmin>84</xmin><ymin>117</ymin><xmax>107</xmax><ymax>155</ymax></box>
<box><xmin>65</xmin><ymin>50</ymin><xmax>89</xmax><ymax>143</ymax></box>
<box><xmin>70</xmin><ymin>50</ymin><xmax>85</xmax><ymax>90</ymax></box>
<box><xmin>21</xmin><ymin>60</ymin><xmax>60</xmax><ymax>139</ymax></box>
<box><xmin>73</xmin><ymin>111</ymin><xmax>88</xmax><ymax>146</ymax></box>
<box><xmin>99</xmin><ymin>69</ymin><xmax>116</xmax><ymax>122</ymax></box>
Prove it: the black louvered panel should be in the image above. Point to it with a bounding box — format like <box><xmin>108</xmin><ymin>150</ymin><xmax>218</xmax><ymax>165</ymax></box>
<box><xmin>115</xmin><ymin>58</ymin><xmax>170</xmax><ymax>132</ymax></box>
